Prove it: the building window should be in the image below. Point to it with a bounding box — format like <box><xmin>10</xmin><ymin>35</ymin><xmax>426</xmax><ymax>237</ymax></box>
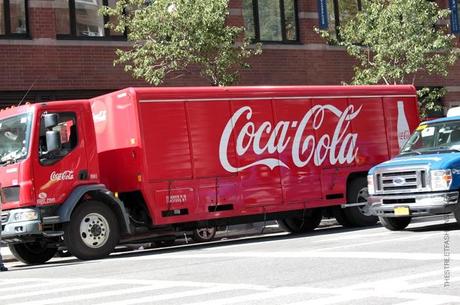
<box><xmin>327</xmin><ymin>0</ymin><xmax>362</xmax><ymax>39</ymax></box>
<box><xmin>55</xmin><ymin>0</ymin><xmax>124</xmax><ymax>39</ymax></box>
<box><xmin>243</xmin><ymin>0</ymin><xmax>299</xmax><ymax>43</ymax></box>
<box><xmin>0</xmin><ymin>0</ymin><xmax>28</xmax><ymax>38</ymax></box>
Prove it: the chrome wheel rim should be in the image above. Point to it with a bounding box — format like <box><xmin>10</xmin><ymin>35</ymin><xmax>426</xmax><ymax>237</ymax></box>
<box><xmin>196</xmin><ymin>227</ymin><xmax>215</xmax><ymax>240</ymax></box>
<box><xmin>357</xmin><ymin>187</ymin><xmax>369</xmax><ymax>214</ymax></box>
<box><xmin>79</xmin><ymin>213</ymin><xmax>110</xmax><ymax>249</ymax></box>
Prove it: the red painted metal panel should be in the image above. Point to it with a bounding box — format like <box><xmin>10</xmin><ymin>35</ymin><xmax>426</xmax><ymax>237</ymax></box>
<box><xmin>139</xmin><ymin>102</ymin><xmax>193</xmax><ymax>181</ymax></box>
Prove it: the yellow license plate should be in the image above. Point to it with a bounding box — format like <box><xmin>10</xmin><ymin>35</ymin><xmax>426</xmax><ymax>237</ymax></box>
<box><xmin>394</xmin><ymin>206</ymin><xmax>410</xmax><ymax>216</ymax></box>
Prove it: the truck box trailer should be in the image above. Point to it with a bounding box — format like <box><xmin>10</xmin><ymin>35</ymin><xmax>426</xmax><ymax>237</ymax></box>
<box><xmin>0</xmin><ymin>85</ymin><xmax>419</xmax><ymax>263</ymax></box>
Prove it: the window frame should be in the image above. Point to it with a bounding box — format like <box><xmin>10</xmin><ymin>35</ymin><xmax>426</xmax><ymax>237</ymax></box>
<box><xmin>0</xmin><ymin>0</ymin><xmax>30</xmax><ymax>39</ymax></box>
<box><xmin>39</xmin><ymin>111</ymin><xmax>79</xmax><ymax>166</ymax></box>
<box><xmin>247</xmin><ymin>0</ymin><xmax>300</xmax><ymax>44</ymax></box>
<box><xmin>328</xmin><ymin>0</ymin><xmax>362</xmax><ymax>40</ymax></box>
<box><xmin>56</xmin><ymin>0</ymin><xmax>126</xmax><ymax>41</ymax></box>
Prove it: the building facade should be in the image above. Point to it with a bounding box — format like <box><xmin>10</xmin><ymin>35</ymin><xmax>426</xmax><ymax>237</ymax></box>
<box><xmin>0</xmin><ymin>0</ymin><xmax>460</xmax><ymax>109</ymax></box>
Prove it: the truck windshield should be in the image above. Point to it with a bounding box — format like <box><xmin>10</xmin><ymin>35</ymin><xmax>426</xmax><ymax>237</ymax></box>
<box><xmin>400</xmin><ymin>120</ymin><xmax>460</xmax><ymax>155</ymax></box>
<box><xmin>0</xmin><ymin>113</ymin><xmax>32</xmax><ymax>166</ymax></box>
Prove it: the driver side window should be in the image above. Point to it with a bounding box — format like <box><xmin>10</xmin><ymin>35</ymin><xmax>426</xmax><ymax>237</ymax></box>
<box><xmin>39</xmin><ymin>112</ymin><xmax>78</xmax><ymax>165</ymax></box>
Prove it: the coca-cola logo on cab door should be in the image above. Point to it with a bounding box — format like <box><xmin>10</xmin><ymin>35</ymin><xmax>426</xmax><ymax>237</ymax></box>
<box><xmin>50</xmin><ymin>170</ymin><xmax>74</xmax><ymax>181</ymax></box>
<box><xmin>219</xmin><ymin>104</ymin><xmax>362</xmax><ymax>173</ymax></box>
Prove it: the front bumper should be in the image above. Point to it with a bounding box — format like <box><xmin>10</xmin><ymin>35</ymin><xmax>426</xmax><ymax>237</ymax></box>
<box><xmin>1</xmin><ymin>208</ymin><xmax>63</xmax><ymax>243</ymax></box>
<box><xmin>367</xmin><ymin>191</ymin><xmax>459</xmax><ymax>217</ymax></box>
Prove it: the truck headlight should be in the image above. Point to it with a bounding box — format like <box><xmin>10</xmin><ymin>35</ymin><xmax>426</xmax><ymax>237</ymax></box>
<box><xmin>12</xmin><ymin>209</ymin><xmax>39</xmax><ymax>222</ymax></box>
<box><xmin>430</xmin><ymin>170</ymin><xmax>452</xmax><ymax>191</ymax></box>
<box><xmin>367</xmin><ymin>175</ymin><xmax>375</xmax><ymax>195</ymax></box>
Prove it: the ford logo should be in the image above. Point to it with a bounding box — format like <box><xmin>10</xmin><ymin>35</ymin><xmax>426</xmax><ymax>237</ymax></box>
<box><xmin>393</xmin><ymin>177</ymin><xmax>406</xmax><ymax>186</ymax></box>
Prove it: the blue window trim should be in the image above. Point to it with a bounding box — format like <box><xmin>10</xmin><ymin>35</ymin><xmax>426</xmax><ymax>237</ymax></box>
<box><xmin>449</xmin><ymin>0</ymin><xmax>460</xmax><ymax>33</ymax></box>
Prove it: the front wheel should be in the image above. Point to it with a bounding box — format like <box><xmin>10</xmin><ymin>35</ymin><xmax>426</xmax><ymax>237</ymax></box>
<box><xmin>341</xmin><ymin>177</ymin><xmax>378</xmax><ymax>227</ymax></box>
<box><xmin>454</xmin><ymin>208</ymin><xmax>460</xmax><ymax>225</ymax></box>
<box><xmin>64</xmin><ymin>200</ymin><xmax>120</xmax><ymax>260</ymax></box>
<box><xmin>9</xmin><ymin>241</ymin><xmax>57</xmax><ymax>265</ymax></box>
<box><xmin>279</xmin><ymin>209</ymin><xmax>322</xmax><ymax>234</ymax></box>
<box><xmin>379</xmin><ymin>216</ymin><xmax>412</xmax><ymax>231</ymax></box>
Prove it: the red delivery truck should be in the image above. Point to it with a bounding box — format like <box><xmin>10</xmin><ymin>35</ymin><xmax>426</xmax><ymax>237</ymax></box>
<box><xmin>0</xmin><ymin>85</ymin><xmax>419</xmax><ymax>264</ymax></box>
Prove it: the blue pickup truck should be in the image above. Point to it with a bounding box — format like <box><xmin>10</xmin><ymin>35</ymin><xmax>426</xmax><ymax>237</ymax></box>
<box><xmin>366</xmin><ymin>109</ymin><xmax>460</xmax><ymax>230</ymax></box>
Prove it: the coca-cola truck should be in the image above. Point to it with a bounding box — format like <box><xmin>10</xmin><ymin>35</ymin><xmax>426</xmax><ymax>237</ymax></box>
<box><xmin>0</xmin><ymin>85</ymin><xmax>418</xmax><ymax>264</ymax></box>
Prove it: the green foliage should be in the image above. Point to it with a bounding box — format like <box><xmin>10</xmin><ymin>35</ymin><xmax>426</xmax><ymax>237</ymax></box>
<box><xmin>417</xmin><ymin>87</ymin><xmax>446</xmax><ymax>119</ymax></box>
<box><xmin>316</xmin><ymin>0</ymin><xmax>460</xmax><ymax>85</ymax></box>
<box><xmin>101</xmin><ymin>0</ymin><xmax>261</xmax><ymax>86</ymax></box>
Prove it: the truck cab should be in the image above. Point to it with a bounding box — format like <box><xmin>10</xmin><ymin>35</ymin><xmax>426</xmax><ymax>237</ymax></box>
<box><xmin>0</xmin><ymin>101</ymin><xmax>126</xmax><ymax>264</ymax></box>
<box><xmin>367</xmin><ymin>109</ymin><xmax>460</xmax><ymax>230</ymax></box>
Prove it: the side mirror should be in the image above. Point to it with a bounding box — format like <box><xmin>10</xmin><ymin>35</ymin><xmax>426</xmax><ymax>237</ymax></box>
<box><xmin>43</xmin><ymin>113</ymin><xmax>59</xmax><ymax>129</ymax></box>
<box><xmin>46</xmin><ymin>130</ymin><xmax>61</xmax><ymax>153</ymax></box>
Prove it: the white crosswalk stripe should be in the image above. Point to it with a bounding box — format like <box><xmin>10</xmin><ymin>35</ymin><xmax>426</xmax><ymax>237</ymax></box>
<box><xmin>0</xmin><ymin>266</ymin><xmax>458</xmax><ymax>305</ymax></box>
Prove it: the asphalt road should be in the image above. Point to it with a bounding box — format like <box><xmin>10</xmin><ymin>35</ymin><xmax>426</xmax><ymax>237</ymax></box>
<box><xmin>0</xmin><ymin>217</ymin><xmax>459</xmax><ymax>305</ymax></box>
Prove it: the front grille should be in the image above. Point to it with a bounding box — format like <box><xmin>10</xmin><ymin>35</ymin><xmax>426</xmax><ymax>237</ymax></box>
<box><xmin>375</xmin><ymin>168</ymin><xmax>429</xmax><ymax>194</ymax></box>
<box><xmin>1</xmin><ymin>211</ymin><xmax>9</xmax><ymax>223</ymax></box>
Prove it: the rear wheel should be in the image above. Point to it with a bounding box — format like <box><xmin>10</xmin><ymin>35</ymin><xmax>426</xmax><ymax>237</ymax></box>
<box><xmin>379</xmin><ymin>216</ymin><xmax>412</xmax><ymax>231</ymax></box>
<box><xmin>192</xmin><ymin>227</ymin><xmax>217</xmax><ymax>242</ymax></box>
<box><xmin>341</xmin><ymin>177</ymin><xmax>378</xmax><ymax>227</ymax></box>
<box><xmin>64</xmin><ymin>200</ymin><xmax>120</xmax><ymax>260</ymax></box>
<box><xmin>9</xmin><ymin>241</ymin><xmax>57</xmax><ymax>265</ymax></box>
<box><xmin>279</xmin><ymin>209</ymin><xmax>322</xmax><ymax>233</ymax></box>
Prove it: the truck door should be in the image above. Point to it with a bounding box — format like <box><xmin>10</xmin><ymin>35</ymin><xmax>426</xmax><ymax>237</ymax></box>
<box><xmin>33</xmin><ymin>111</ymin><xmax>88</xmax><ymax>206</ymax></box>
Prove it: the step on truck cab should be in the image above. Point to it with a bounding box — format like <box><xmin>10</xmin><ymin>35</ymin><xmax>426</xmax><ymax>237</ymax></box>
<box><xmin>367</xmin><ymin>108</ymin><xmax>460</xmax><ymax>230</ymax></box>
<box><xmin>0</xmin><ymin>86</ymin><xmax>419</xmax><ymax>264</ymax></box>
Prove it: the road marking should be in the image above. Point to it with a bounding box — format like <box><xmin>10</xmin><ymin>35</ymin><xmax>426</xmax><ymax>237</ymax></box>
<box><xmin>8</xmin><ymin>282</ymin><xmax>181</xmax><ymax>305</ymax></box>
<box><xmin>112</xmin><ymin>250</ymin><xmax>460</xmax><ymax>261</ymax></box>
<box><xmin>93</xmin><ymin>286</ymin><xmax>242</xmax><ymax>305</ymax></box>
<box><xmin>184</xmin><ymin>287</ymin><xmax>318</xmax><ymax>305</ymax></box>
<box><xmin>0</xmin><ymin>281</ymin><xmax>118</xmax><ymax>301</ymax></box>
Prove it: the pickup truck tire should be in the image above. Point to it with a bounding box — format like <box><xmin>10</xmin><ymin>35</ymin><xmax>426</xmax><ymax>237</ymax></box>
<box><xmin>279</xmin><ymin>209</ymin><xmax>322</xmax><ymax>233</ymax></box>
<box><xmin>379</xmin><ymin>216</ymin><xmax>412</xmax><ymax>231</ymax></box>
<box><xmin>342</xmin><ymin>177</ymin><xmax>378</xmax><ymax>227</ymax></box>
<box><xmin>192</xmin><ymin>227</ymin><xmax>217</xmax><ymax>242</ymax></box>
<box><xmin>9</xmin><ymin>241</ymin><xmax>57</xmax><ymax>265</ymax></box>
<box><xmin>64</xmin><ymin>200</ymin><xmax>120</xmax><ymax>260</ymax></box>
<box><xmin>454</xmin><ymin>207</ymin><xmax>460</xmax><ymax>225</ymax></box>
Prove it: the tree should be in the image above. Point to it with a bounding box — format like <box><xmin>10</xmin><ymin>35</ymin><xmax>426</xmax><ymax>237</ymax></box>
<box><xmin>316</xmin><ymin>0</ymin><xmax>460</xmax><ymax>86</ymax></box>
<box><xmin>101</xmin><ymin>0</ymin><xmax>261</xmax><ymax>86</ymax></box>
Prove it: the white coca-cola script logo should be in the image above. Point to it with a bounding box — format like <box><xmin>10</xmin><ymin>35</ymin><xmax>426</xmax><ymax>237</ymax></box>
<box><xmin>219</xmin><ymin>104</ymin><xmax>362</xmax><ymax>173</ymax></box>
<box><xmin>50</xmin><ymin>170</ymin><xmax>74</xmax><ymax>181</ymax></box>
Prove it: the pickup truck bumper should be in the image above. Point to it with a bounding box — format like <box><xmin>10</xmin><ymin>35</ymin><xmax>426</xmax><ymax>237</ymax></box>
<box><xmin>367</xmin><ymin>191</ymin><xmax>459</xmax><ymax>217</ymax></box>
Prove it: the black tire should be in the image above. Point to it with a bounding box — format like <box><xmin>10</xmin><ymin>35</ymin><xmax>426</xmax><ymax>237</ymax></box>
<box><xmin>453</xmin><ymin>208</ymin><xmax>460</xmax><ymax>225</ymax></box>
<box><xmin>64</xmin><ymin>200</ymin><xmax>120</xmax><ymax>260</ymax></box>
<box><xmin>379</xmin><ymin>216</ymin><xmax>412</xmax><ymax>231</ymax></box>
<box><xmin>342</xmin><ymin>177</ymin><xmax>378</xmax><ymax>227</ymax></box>
<box><xmin>279</xmin><ymin>209</ymin><xmax>322</xmax><ymax>234</ymax></box>
<box><xmin>333</xmin><ymin>207</ymin><xmax>353</xmax><ymax>227</ymax></box>
<box><xmin>192</xmin><ymin>227</ymin><xmax>217</xmax><ymax>242</ymax></box>
<box><xmin>9</xmin><ymin>241</ymin><xmax>57</xmax><ymax>265</ymax></box>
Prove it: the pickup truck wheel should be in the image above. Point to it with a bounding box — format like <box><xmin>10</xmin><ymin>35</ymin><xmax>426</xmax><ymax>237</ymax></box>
<box><xmin>453</xmin><ymin>208</ymin><xmax>460</xmax><ymax>225</ymax></box>
<box><xmin>192</xmin><ymin>227</ymin><xmax>217</xmax><ymax>242</ymax></box>
<box><xmin>342</xmin><ymin>177</ymin><xmax>378</xmax><ymax>227</ymax></box>
<box><xmin>379</xmin><ymin>216</ymin><xmax>412</xmax><ymax>231</ymax></box>
<box><xmin>64</xmin><ymin>201</ymin><xmax>120</xmax><ymax>260</ymax></box>
<box><xmin>279</xmin><ymin>209</ymin><xmax>322</xmax><ymax>233</ymax></box>
<box><xmin>8</xmin><ymin>241</ymin><xmax>57</xmax><ymax>265</ymax></box>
